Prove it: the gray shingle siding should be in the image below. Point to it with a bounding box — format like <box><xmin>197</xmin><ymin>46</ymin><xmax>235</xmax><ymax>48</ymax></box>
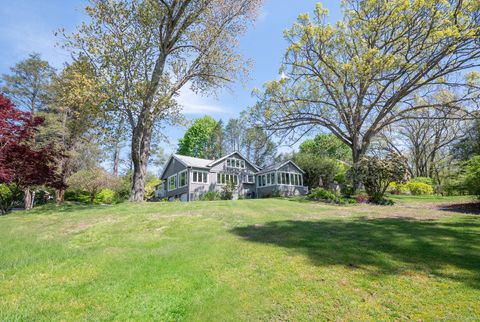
<box><xmin>157</xmin><ymin>152</ymin><xmax>308</xmax><ymax>201</ymax></box>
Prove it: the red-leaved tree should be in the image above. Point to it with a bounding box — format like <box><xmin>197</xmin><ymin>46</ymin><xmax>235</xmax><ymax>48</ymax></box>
<box><xmin>0</xmin><ymin>94</ymin><xmax>64</xmax><ymax>212</ymax></box>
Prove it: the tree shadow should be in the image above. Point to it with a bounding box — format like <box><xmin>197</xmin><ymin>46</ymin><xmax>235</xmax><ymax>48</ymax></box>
<box><xmin>230</xmin><ymin>217</ymin><xmax>480</xmax><ymax>289</ymax></box>
<box><xmin>437</xmin><ymin>202</ymin><xmax>480</xmax><ymax>215</ymax></box>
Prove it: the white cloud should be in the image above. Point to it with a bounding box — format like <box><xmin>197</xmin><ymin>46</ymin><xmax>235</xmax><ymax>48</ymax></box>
<box><xmin>176</xmin><ymin>88</ymin><xmax>227</xmax><ymax>115</ymax></box>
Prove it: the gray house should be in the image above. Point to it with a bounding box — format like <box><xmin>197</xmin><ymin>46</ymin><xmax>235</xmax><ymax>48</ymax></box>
<box><xmin>156</xmin><ymin>152</ymin><xmax>308</xmax><ymax>201</ymax></box>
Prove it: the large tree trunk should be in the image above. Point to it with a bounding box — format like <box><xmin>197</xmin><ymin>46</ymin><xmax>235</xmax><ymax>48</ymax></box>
<box><xmin>113</xmin><ymin>142</ymin><xmax>121</xmax><ymax>176</ymax></box>
<box><xmin>55</xmin><ymin>188</ymin><xmax>65</xmax><ymax>204</ymax></box>
<box><xmin>129</xmin><ymin>117</ymin><xmax>153</xmax><ymax>202</ymax></box>
<box><xmin>23</xmin><ymin>188</ymin><xmax>33</xmax><ymax>210</ymax></box>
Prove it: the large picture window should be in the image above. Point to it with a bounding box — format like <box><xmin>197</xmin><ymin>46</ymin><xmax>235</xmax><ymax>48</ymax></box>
<box><xmin>275</xmin><ymin>172</ymin><xmax>303</xmax><ymax>186</ymax></box>
<box><xmin>192</xmin><ymin>171</ymin><xmax>208</xmax><ymax>184</ymax></box>
<box><xmin>217</xmin><ymin>173</ymin><xmax>239</xmax><ymax>185</ymax></box>
<box><xmin>168</xmin><ymin>174</ymin><xmax>177</xmax><ymax>191</ymax></box>
<box><xmin>178</xmin><ymin>170</ymin><xmax>187</xmax><ymax>187</ymax></box>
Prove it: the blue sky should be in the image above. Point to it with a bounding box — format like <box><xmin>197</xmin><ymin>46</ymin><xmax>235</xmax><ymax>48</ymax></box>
<box><xmin>0</xmin><ymin>0</ymin><xmax>343</xmax><ymax>163</ymax></box>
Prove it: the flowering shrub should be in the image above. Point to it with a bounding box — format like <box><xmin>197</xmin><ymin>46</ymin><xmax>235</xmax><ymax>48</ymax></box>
<box><xmin>353</xmin><ymin>153</ymin><xmax>409</xmax><ymax>204</ymax></box>
<box><xmin>355</xmin><ymin>193</ymin><xmax>369</xmax><ymax>204</ymax></box>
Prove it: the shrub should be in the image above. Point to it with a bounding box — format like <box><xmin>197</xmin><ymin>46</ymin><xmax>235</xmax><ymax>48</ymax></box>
<box><xmin>0</xmin><ymin>184</ymin><xmax>13</xmax><ymax>215</ymax></box>
<box><xmin>308</xmin><ymin>187</ymin><xmax>355</xmax><ymax>204</ymax></box>
<box><xmin>67</xmin><ymin>168</ymin><xmax>122</xmax><ymax>204</ymax></box>
<box><xmin>95</xmin><ymin>189</ymin><xmax>117</xmax><ymax>204</ymax></box>
<box><xmin>201</xmin><ymin>191</ymin><xmax>221</xmax><ymax>201</ymax></box>
<box><xmin>308</xmin><ymin>187</ymin><xmax>338</xmax><ymax>203</ymax></box>
<box><xmin>352</xmin><ymin>153</ymin><xmax>409</xmax><ymax>204</ymax></box>
<box><xmin>355</xmin><ymin>193</ymin><xmax>369</xmax><ymax>204</ymax></box>
<box><xmin>387</xmin><ymin>182</ymin><xmax>408</xmax><ymax>195</ymax></box>
<box><xmin>406</xmin><ymin>181</ymin><xmax>434</xmax><ymax>195</ymax></box>
<box><xmin>64</xmin><ymin>190</ymin><xmax>91</xmax><ymax>203</ymax></box>
<box><xmin>410</xmin><ymin>177</ymin><xmax>434</xmax><ymax>186</ymax></box>
<box><xmin>221</xmin><ymin>182</ymin><xmax>235</xmax><ymax>200</ymax></box>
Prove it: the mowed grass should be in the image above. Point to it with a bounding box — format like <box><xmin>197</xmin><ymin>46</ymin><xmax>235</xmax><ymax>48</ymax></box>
<box><xmin>1</xmin><ymin>198</ymin><xmax>479</xmax><ymax>321</ymax></box>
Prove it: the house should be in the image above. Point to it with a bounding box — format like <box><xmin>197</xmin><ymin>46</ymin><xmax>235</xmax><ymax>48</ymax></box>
<box><xmin>155</xmin><ymin>151</ymin><xmax>308</xmax><ymax>201</ymax></box>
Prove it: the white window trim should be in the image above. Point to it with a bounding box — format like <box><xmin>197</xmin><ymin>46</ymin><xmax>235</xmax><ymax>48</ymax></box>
<box><xmin>217</xmin><ymin>173</ymin><xmax>239</xmax><ymax>186</ymax></box>
<box><xmin>244</xmin><ymin>174</ymin><xmax>255</xmax><ymax>184</ymax></box>
<box><xmin>167</xmin><ymin>174</ymin><xmax>177</xmax><ymax>191</ymax></box>
<box><xmin>178</xmin><ymin>170</ymin><xmax>188</xmax><ymax>188</ymax></box>
<box><xmin>192</xmin><ymin>170</ymin><xmax>209</xmax><ymax>184</ymax></box>
<box><xmin>275</xmin><ymin>171</ymin><xmax>303</xmax><ymax>187</ymax></box>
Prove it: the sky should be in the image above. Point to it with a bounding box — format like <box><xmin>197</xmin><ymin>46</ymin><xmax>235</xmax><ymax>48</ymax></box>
<box><xmin>0</xmin><ymin>0</ymin><xmax>343</xmax><ymax>168</ymax></box>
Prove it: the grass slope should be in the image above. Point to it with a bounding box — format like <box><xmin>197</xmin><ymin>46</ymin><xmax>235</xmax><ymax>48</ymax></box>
<box><xmin>0</xmin><ymin>198</ymin><xmax>479</xmax><ymax>321</ymax></box>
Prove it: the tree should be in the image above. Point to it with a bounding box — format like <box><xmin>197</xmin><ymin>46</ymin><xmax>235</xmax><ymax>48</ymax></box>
<box><xmin>293</xmin><ymin>153</ymin><xmax>341</xmax><ymax>189</ymax></box>
<box><xmin>1</xmin><ymin>54</ymin><xmax>57</xmax><ymax>203</ymax></box>
<box><xmin>463</xmin><ymin>156</ymin><xmax>480</xmax><ymax>197</ymax></box>
<box><xmin>224</xmin><ymin>118</ymin><xmax>243</xmax><ymax>153</ymax></box>
<box><xmin>252</xmin><ymin>1</ymin><xmax>480</xmax><ymax>186</ymax></box>
<box><xmin>242</xmin><ymin>126</ymin><xmax>277</xmax><ymax>167</ymax></box>
<box><xmin>63</xmin><ymin>0</ymin><xmax>263</xmax><ymax>202</ymax></box>
<box><xmin>45</xmin><ymin>57</ymin><xmax>106</xmax><ymax>202</ymax></box>
<box><xmin>67</xmin><ymin>168</ymin><xmax>122</xmax><ymax>204</ymax></box>
<box><xmin>300</xmin><ymin>134</ymin><xmax>351</xmax><ymax>162</ymax></box>
<box><xmin>453</xmin><ymin>114</ymin><xmax>480</xmax><ymax>161</ymax></box>
<box><xmin>0</xmin><ymin>95</ymin><xmax>61</xmax><ymax>211</ymax></box>
<box><xmin>177</xmin><ymin>116</ymin><xmax>221</xmax><ymax>159</ymax></box>
<box><xmin>1</xmin><ymin>53</ymin><xmax>55</xmax><ymax>116</ymax></box>
<box><xmin>379</xmin><ymin>103</ymin><xmax>464</xmax><ymax>181</ymax></box>
<box><xmin>353</xmin><ymin>153</ymin><xmax>409</xmax><ymax>203</ymax></box>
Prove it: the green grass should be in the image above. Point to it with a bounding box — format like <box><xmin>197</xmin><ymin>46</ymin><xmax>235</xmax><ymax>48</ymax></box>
<box><xmin>1</xmin><ymin>198</ymin><xmax>479</xmax><ymax>321</ymax></box>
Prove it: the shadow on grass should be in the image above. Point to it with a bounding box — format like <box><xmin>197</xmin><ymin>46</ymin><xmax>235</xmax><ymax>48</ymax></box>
<box><xmin>230</xmin><ymin>217</ymin><xmax>480</xmax><ymax>289</ymax></box>
<box><xmin>437</xmin><ymin>202</ymin><xmax>480</xmax><ymax>215</ymax></box>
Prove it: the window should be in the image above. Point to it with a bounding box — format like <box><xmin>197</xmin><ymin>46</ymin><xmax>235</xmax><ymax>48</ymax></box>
<box><xmin>226</xmin><ymin>157</ymin><xmax>246</xmax><ymax>169</ymax></box>
<box><xmin>168</xmin><ymin>174</ymin><xmax>177</xmax><ymax>191</ymax></box>
<box><xmin>178</xmin><ymin>170</ymin><xmax>187</xmax><ymax>188</ymax></box>
<box><xmin>244</xmin><ymin>175</ymin><xmax>255</xmax><ymax>184</ymax></box>
<box><xmin>217</xmin><ymin>173</ymin><xmax>239</xmax><ymax>185</ymax></box>
<box><xmin>192</xmin><ymin>171</ymin><xmax>208</xmax><ymax>184</ymax></box>
<box><xmin>270</xmin><ymin>173</ymin><xmax>275</xmax><ymax>185</ymax></box>
<box><xmin>275</xmin><ymin>172</ymin><xmax>303</xmax><ymax>186</ymax></box>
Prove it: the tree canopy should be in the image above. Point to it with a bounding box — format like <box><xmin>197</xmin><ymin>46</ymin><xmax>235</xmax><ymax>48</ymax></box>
<box><xmin>252</xmin><ymin>0</ymin><xmax>480</xmax><ymax>170</ymax></box>
<box><xmin>62</xmin><ymin>0</ymin><xmax>263</xmax><ymax>201</ymax></box>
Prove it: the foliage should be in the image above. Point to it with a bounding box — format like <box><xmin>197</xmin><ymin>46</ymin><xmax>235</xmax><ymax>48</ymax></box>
<box><xmin>355</xmin><ymin>193</ymin><xmax>369</xmax><ymax>204</ymax></box>
<box><xmin>353</xmin><ymin>154</ymin><xmax>409</xmax><ymax>203</ymax></box>
<box><xmin>177</xmin><ymin>116</ymin><xmax>222</xmax><ymax>159</ymax></box>
<box><xmin>0</xmin><ymin>184</ymin><xmax>14</xmax><ymax>215</ymax></box>
<box><xmin>0</xmin><ymin>95</ymin><xmax>63</xmax><ymax>211</ymax></box>
<box><xmin>307</xmin><ymin>187</ymin><xmax>338</xmax><ymax>203</ymax></box>
<box><xmin>410</xmin><ymin>177</ymin><xmax>434</xmax><ymax>186</ymax></box>
<box><xmin>222</xmin><ymin>181</ymin><xmax>236</xmax><ymax>200</ymax></box>
<box><xmin>251</xmin><ymin>0</ymin><xmax>480</xmax><ymax>186</ymax></box>
<box><xmin>96</xmin><ymin>189</ymin><xmax>117</xmax><ymax>205</ymax></box>
<box><xmin>387</xmin><ymin>182</ymin><xmax>408</xmax><ymax>195</ymax></box>
<box><xmin>66</xmin><ymin>168</ymin><xmax>122</xmax><ymax>203</ymax></box>
<box><xmin>201</xmin><ymin>191</ymin><xmax>221</xmax><ymax>201</ymax></box>
<box><xmin>242</xmin><ymin>126</ymin><xmax>277</xmax><ymax>168</ymax></box>
<box><xmin>307</xmin><ymin>187</ymin><xmax>355</xmax><ymax>205</ymax></box>
<box><xmin>63</xmin><ymin>0</ymin><xmax>263</xmax><ymax>201</ymax></box>
<box><xmin>453</xmin><ymin>116</ymin><xmax>480</xmax><ymax>161</ymax></box>
<box><xmin>463</xmin><ymin>156</ymin><xmax>480</xmax><ymax>197</ymax></box>
<box><xmin>300</xmin><ymin>134</ymin><xmax>351</xmax><ymax>161</ymax></box>
<box><xmin>1</xmin><ymin>53</ymin><xmax>55</xmax><ymax>114</ymax></box>
<box><xmin>293</xmin><ymin>153</ymin><xmax>341</xmax><ymax>189</ymax></box>
<box><xmin>406</xmin><ymin>182</ymin><xmax>434</xmax><ymax>196</ymax></box>
<box><xmin>144</xmin><ymin>177</ymin><xmax>162</xmax><ymax>201</ymax></box>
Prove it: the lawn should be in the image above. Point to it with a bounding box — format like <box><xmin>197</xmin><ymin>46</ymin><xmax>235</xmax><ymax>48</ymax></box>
<box><xmin>1</xmin><ymin>197</ymin><xmax>479</xmax><ymax>321</ymax></box>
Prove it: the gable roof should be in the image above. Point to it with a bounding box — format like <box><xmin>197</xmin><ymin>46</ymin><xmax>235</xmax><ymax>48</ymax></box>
<box><xmin>257</xmin><ymin>160</ymin><xmax>305</xmax><ymax>174</ymax></box>
<box><xmin>207</xmin><ymin>151</ymin><xmax>261</xmax><ymax>171</ymax></box>
<box><xmin>159</xmin><ymin>154</ymin><xmax>211</xmax><ymax>179</ymax></box>
<box><xmin>173</xmin><ymin>154</ymin><xmax>212</xmax><ymax>168</ymax></box>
